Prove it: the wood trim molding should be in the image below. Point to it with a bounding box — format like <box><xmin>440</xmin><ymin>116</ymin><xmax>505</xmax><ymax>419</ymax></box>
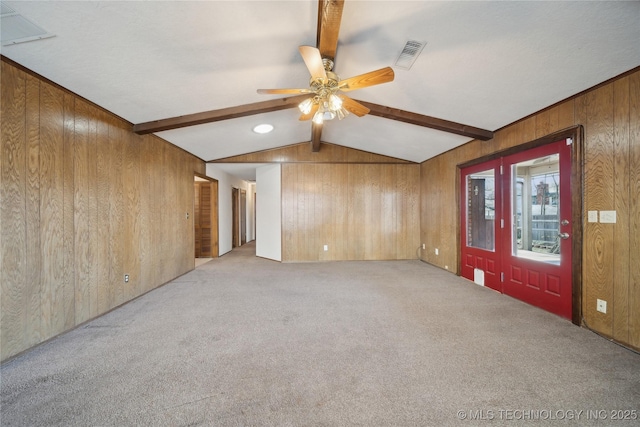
<box><xmin>1</xmin><ymin>55</ymin><xmax>133</xmax><ymax>127</ymax></box>
<box><xmin>208</xmin><ymin>141</ymin><xmax>416</xmax><ymax>164</ymax></box>
<box><xmin>194</xmin><ymin>172</ymin><xmax>216</xmax><ymax>182</ymax></box>
<box><xmin>458</xmin><ymin>126</ymin><xmax>581</xmax><ymax>168</ymax></box>
<box><xmin>570</xmin><ymin>126</ymin><xmax>584</xmax><ymax>327</ymax></box>
<box><xmin>493</xmin><ymin>65</ymin><xmax>640</xmax><ymax>135</ymax></box>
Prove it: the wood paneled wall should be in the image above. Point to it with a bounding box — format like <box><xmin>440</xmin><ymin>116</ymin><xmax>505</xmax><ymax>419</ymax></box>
<box><xmin>212</xmin><ymin>141</ymin><xmax>413</xmax><ymax>163</ymax></box>
<box><xmin>420</xmin><ymin>69</ymin><xmax>640</xmax><ymax>350</ymax></box>
<box><xmin>282</xmin><ymin>163</ymin><xmax>420</xmax><ymax>261</ymax></box>
<box><xmin>1</xmin><ymin>60</ymin><xmax>205</xmax><ymax>361</ymax></box>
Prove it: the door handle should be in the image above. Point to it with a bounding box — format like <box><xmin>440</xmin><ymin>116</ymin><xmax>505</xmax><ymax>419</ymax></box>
<box><xmin>558</xmin><ymin>232</ymin><xmax>570</xmax><ymax>240</ymax></box>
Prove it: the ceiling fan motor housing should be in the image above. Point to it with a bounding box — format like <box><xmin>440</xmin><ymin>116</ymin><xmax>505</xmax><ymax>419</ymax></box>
<box><xmin>309</xmin><ymin>70</ymin><xmax>340</xmax><ymax>98</ymax></box>
<box><xmin>322</xmin><ymin>58</ymin><xmax>334</xmax><ymax>72</ymax></box>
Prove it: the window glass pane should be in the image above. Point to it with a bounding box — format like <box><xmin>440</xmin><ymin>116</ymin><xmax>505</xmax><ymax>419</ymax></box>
<box><xmin>511</xmin><ymin>154</ymin><xmax>560</xmax><ymax>264</ymax></box>
<box><xmin>466</xmin><ymin>169</ymin><xmax>495</xmax><ymax>250</ymax></box>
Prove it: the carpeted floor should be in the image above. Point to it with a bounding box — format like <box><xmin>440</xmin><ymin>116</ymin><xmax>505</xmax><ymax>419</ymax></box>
<box><xmin>1</xmin><ymin>241</ymin><xmax>639</xmax><ymax>426</ymax></box>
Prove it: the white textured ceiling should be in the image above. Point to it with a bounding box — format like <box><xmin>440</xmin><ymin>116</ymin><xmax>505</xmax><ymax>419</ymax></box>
<box><xmin>2</xmin><ymin>1</ymin><xmax>639</xmax><ymax>180</ymax></box>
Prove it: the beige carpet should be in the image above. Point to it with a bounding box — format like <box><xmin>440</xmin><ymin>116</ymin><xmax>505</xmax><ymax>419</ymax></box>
<box><xmin>2</xmin><ymin>241</ymin><xmax>639</xmax><ymax>426</ymax></box>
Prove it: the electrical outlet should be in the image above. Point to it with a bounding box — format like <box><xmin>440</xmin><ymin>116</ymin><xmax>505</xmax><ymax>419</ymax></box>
<box><xmin>323</xmin><ymin>245</ymin><xmax>328</xmax><ymax>251</ymax></box>
<box><xmin>124</xmin><ymin>274</ymin><xmax>129</xmax><ymax>283</ymax></box>
<box><xmin>435</xmin><ymin>248</ymin><xmax>439</xmax><ymax>255</ymax></box>
<box><xmin>422</xmin><ymin>243</ymin><xmax>425</xmax><ymax>250</ymax></box>
<box><xmin>596</xmin><ymin>299</ymin><xmax>607</xmax><ymax>314</ymax></box>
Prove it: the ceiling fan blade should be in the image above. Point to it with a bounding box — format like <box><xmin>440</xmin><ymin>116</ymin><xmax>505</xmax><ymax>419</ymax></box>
<box><xmin>299</xmin><ymin>103</ymin><xmax>319</xmax><ymax>121</ymax></box>
<box><xmin>338</xmin><ymin>67</ymin><xmax>395</xmax><ymax>92</ymax></box>
<box><xmin>338</xmin><ymin>94</ymin><xmax>370</xmax><ymax>117</ymax></box>
<box><xmin>317</xmin><ymin>0</ymin><xmax>344</xmax><ymax>61</ymax></box>
<box><xmin>257</xmin><ymin>88</ymin><xmax>313</xmax><ymax>95</ymax></box>
<box><xmin>299</xmin><ymin>45</ymin><xmax>327</xmax><ymax>82</ymax></box>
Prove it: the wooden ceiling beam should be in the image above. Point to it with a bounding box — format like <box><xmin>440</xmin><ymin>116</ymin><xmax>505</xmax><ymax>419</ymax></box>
<box><xmin>354</xmin><ymin>99</ymin><xmax>494</xmax><ymax>141</ymax></box>
<box><xmin>311</xmin><ymin>122</ymin><xmax>323</xmax><ymax>152</ymax></box>
<box><xmin>311</xmin><ymin>0</ymin><xmax>345</xmax><ymax>150</ymax></box>
<box><xmin>133</xmin><ymin>95</ymin><xmax>308</xmax><ymax>135</ymax></box>
<box><xmin>134</xmin><ymin>1</ymin><xmax>492</xmax><ymax>148</ymax></box>
<box><xmin>317</xmin><ymin>0</ymin><xmax>344</xmax><ymax>61</ymax></box>
<box><xmin>133</xmin><ymin>95</ymin><xmax>494</xmax><ymax>140</ymax></box>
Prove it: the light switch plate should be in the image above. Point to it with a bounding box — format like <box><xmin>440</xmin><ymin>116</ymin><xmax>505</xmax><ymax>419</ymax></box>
<box><xmin>600</xmin><ymin>210</ymin><xmax>616</xmax><ymax>223</ymax></box>
<box><xmin>588</xmin><ymin>211</ymin><xmax>598</xmax><ymax>223</ymax></box>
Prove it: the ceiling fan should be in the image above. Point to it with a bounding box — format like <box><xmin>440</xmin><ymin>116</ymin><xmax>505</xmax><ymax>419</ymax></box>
<box><xmin>133</xmin><ymin>0</ymin><xmax>493</xmax><ymax>153</ymax></box>
<box><xmin>256</xmin><ymin>45</ymin><xmax>395</xmax><ymax>126</ymax></box>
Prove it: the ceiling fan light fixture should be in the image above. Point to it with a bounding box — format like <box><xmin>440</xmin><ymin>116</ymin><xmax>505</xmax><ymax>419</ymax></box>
<box><xmin>298</xmin><ymin>97</ymin><xmax>314</xmax><ymax>115</ymax></box>
<box><xmin>317</xmin><ymin>99</ymin><xmax>336</xmax><ymax>122</ymax></box>
<box><xmin>335</xmin><ymin>108</ymin><xmax>348</xmax><ymax>120</ymax></box>
<box><xmin>323</xmin><ymin>110</ymin><xmax>336</xmax><ymax>121</ymax></box>
<box><xmin>312</xmin><ymin>111</ymin><xmax>324</xmax><ymax>125</ymax></box>
<box><xmin>252</xmin><ymin>123</ymin><xmax>274</xmax><ymax>134</ymax></box>
<box><xmin>258</xmin><ymin>45</ymin><xmax>394</xmax><ymax>127</ymax></box>
<box><xmin>328</xmin><ymin>94</ymin><xmax>342</xmax><ymax>110</ymax></box>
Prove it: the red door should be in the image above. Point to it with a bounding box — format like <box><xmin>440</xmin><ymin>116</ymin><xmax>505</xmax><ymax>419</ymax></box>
<box><xmin>460</xmin><ymin>159</ymin><xmax>502</xmax><ymax>291</ymax></box>
<box><xmin>501</xmin><ymin>140</ymin><xmax>572</xmax><ymax>319</ymax></box>
<box><xmin>461</xmin><ymin>139</ymin><xmax>573</xmax><ymax>319</ymax></box>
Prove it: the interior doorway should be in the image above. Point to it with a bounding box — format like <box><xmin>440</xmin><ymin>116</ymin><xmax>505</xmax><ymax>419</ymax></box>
<box><xmin>231</xmin><ymin>187</ymin><xmax>247</xmax><ymax>249</ymax></box>
<box><xmin>240</xmin><ymin>189</ymin><xmax>247</xmax><ymax>245</ymax></box>
<box><xmin>460</xmin><ymin>131</ymin><xmax>582</xmax><ymax>323</ymax></box>
<box><xmin>194</xmin><ymin>175</ymin><xmax>219</xmax><ymax>261</ymax></box>
<box><xmin>232</xmin><ymin>187</ymin><xmax>239</xmax><ymax>248</ymax></box>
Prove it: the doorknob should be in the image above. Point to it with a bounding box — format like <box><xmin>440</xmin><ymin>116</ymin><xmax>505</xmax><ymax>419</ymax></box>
<box><xmin>561</xmin><ymin>219</ymin><xmax>569</xmax><ymax>226</ymax></box>
<box><xmin>558</xmin><ymin>232</ymin><xmax>570</xmax><ymax>240</ymax></box>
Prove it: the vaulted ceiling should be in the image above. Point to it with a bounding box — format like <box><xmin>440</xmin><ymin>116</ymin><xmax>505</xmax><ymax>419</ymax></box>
<box><xmin>2</xmin><ymin>1</ymin><xmax>639</xmax><ymax>179</ymax></box>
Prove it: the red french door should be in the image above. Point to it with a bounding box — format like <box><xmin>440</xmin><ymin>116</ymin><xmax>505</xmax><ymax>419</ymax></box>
<box><xmin>460</xmin><ymin>159</ymin><xmax>503</xmax><ymax>291</ymax></box>
<box><xmin>461</xmin><ymin>139</ymin><xmax>573</xmax><ymax>319</ymax></box>
<box><xmin>501</xmin><ymin>140</ymin><xmax>573</xmax><ymax>319</ymax></box>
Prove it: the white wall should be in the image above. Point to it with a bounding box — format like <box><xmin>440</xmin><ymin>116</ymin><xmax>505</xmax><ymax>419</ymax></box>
<box><xmin>247</xmin><ymin>182</ymin><xmax>256</xmax><ymax>242</ymax></box>
<box><xmin>205</xmin><ymin>164</ymin><xmax>253</xmax><ymax>256</ymax></box>
<box><xmin>256</xmin><ymin>164</ymin><xmax>281</xmax><ymax>261</ymax></box>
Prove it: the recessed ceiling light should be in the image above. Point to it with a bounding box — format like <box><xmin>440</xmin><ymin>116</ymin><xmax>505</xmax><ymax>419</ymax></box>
<box><xmin>253</xmin><ymin>124</ymin><xmax>273</xmax><ymax>134</ymax></box>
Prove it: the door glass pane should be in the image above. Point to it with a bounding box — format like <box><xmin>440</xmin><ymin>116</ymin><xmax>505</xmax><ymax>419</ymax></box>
<box><xmin>466</xmin><ymin>169</ymin><xmax>495</xmax><ymax>250</ymax></box>
<box><xmin>511</xmin><ymin>154</ymin><xmax>560</xmax><ymax>264</ymax></box>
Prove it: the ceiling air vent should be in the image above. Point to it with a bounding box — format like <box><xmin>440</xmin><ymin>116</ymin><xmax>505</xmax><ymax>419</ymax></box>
<box><xmin>1</xmin><ymin>2</ymin><xmax>55</xmax><ymax>46</ymax></box>
<box><xmin>394</xmin><ymin>40</ymin><xmax>426</xmax><ymax>70</ymax></box>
